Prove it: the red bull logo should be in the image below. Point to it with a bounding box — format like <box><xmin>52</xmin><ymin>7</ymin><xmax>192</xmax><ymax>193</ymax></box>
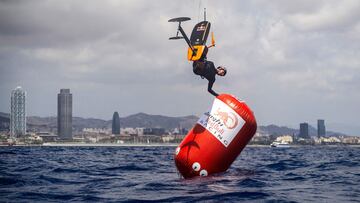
<box><xmin>197</xmin><ymin>24</ymin><xmax>206</xmax><ymax>31</ymax></box>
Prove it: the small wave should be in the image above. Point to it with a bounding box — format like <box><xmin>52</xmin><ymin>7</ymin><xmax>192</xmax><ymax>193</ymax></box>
<box><xmin>0</xmin><ymin>177</ymin><xmax>24</xmax><ymax>186</ymax></box>
<box><xmin>330</xmin><ymin>180</ymin><xmax>359</xmax><ymax>186</ymax></box>
<box><xmin>78</xmin><ymin>195</ymin><xmax>108</xmax><ymax>202</ymax></box>
<box><xmin>266</xmin><ymin>162</ymin><xmax>288</xmax><ymax>171</ymax></box>
<box><xmin>52</xmin><ymin>167</ymin><xmax>82</xmax><ymax>173</ymax></box>
<box><xmin>140</xmin><ymin>182</ymin><xmax>183</xmax><ymax>192</ymax></box>
<box><xmin>313</xmin><ymin>161</ymin><xmax>352</xmax><ymax>171</ymax></box>
<box><xmin>14</xmin><ymin>166</ymin><xmax>32</xmax><ymax>172</ymax></box>
<box><xmin>0</xmin><ymin>151</ymin><xmax>17</xmax><ymax>155</ymax></box>
<box><xmin>197</xmin><ymin>191</ymin><xmax>270</xmax><ymax>201</ymax></box>
<box><xmin>144</xmin><ymin>182</ymin><xmax>171</xmax><ymax>188</ymax></box>
<box><xmin>18</xmin><ymin>191</ymin><xmax>80</xmax><ymax>201</ymax></box>
<box><xmin>39</xmin><ymin>174</ymin><xmax>84</xmax><ymax>184</ymax></box>
<box><xmin>283</xmin><ymin>172</ymin><xmax>306</xmax><ymax>181</ymax></box>
<box><xmin>266</xmin><ymin>160</ymin><xmax>301</xmax><ymax>171</ymax></box>
<box><xmin>283</xmin><ymin>176</ymin><xmax>305</xmax><ymax>181</ymax></box>
<box><xmin>124</xmin><ymin>196</ymin><xmax>196</xmax><ymax>202</ymax></box>
<box><xmin>333</xmin><ymin>160</ymin><xmax>359</xmax><ymax>167</ymax></box>
<box><xmin>104</xmin><ymin>164</ymin><xmax>148</xmax><ymax>171</ymax></box>
<box><xmin>239</xmin><ymin>178</ymin><xmax>267</xmax><ymax>187</ymax></box>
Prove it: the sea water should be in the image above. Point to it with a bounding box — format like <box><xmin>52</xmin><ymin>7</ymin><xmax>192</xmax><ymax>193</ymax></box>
<box><xmin>0</xmin><ymin>146</ymin><xmax>359</xmax><ymax>202</ymax></box>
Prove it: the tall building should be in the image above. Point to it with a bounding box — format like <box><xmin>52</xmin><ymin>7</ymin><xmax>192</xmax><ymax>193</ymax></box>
<box><xmin>299</xmin><ymin>122</ymin><xmax>309</xmax><ymax>139</ymax></box>
<box><xmin>317</xmin><ymin>119</ymin><xmax>326</xmax><ymax>137</ymax></box>
<box><xmin>10</xmin><ymin>86</ymin><xmax>26</xmax><ymax>137</ymax></box>
<box><xmin>112</xmin><ymin>112</ymin><xmax>120</xmax><ymax>135</ymax></box>
<box><xmin>57</xmin><ymin>89</ymin><xmax>72</xmax><ymax>140</ymax></box>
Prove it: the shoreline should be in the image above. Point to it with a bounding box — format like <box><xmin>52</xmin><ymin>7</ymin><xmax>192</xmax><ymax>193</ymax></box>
<box><xmin>1</xmin><ymin>143</ymin><xmax>359</xmax><ymax>147</ymax></box>
<box><xmin>0</xmin><ymin>143</ymin><xmax>178</xmax><ymax>147</ymax></box>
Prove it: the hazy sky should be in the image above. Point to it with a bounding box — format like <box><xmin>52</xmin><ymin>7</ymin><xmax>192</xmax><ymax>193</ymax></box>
<box><xmin>1</xmin><ymin>0</ymin><xmax>359</xmax><ymax>134</ymax></box>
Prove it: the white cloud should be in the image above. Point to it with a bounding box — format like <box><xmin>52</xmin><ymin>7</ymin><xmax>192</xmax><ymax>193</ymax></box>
<box><xmin>285</xmin><ymin>0</ymin><xmax>360</xmax><ymax>31</ymax></box>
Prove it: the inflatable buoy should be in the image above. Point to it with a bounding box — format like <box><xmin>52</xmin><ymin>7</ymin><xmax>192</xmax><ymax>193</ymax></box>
<box><xmin>175</xmin><ymin>94</ymin><xmax>257</xmax><ymax>178</ymax></box>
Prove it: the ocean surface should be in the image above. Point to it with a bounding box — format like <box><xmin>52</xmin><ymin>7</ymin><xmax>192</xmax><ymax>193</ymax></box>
<box><xmin>0</xmin><ymin>146</ymin><xmax>359</xmax><ymax>202</ymax></box>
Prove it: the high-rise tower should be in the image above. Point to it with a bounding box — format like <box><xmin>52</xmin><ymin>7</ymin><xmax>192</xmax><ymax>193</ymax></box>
<box><xmin>299</xmin><ymin>122</ymin><xmax>309</xmax><ymax>139</ymax></box>
<box><xmin>10</xmin><ymin>86</ymin><xmax>26</xmax><ymax>137</ymax></box>
<box><xmin>112</xmin><ymin>112</ymin><xmax>120</xmax><ymax>135</ymax></box>
<box><xmin>57</xmin><ymin>89</ymin><xmax>72</xmax><ymax>140</ymax></box>
<box><xmin>317</xmin><ymin>119</ymin><xmax>326</xmax><ymax>138</ymax></box>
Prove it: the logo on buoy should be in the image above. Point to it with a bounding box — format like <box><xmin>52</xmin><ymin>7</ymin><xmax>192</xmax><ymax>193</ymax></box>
<box><xmin>197</xmin><ymin>98</ymin><xmax>246</xmax><ymax>147</ymax></box>
<box><xmin>214</xmin><ymin>109</ymin><xmax>238</xmax><ymax>129</ymax></box>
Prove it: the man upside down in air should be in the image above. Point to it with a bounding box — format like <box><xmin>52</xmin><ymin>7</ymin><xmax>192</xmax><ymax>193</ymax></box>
<box><xmin>192</xmin><ymin>47</ymin><xmax>227</xmax><ymax>97</ymax></box>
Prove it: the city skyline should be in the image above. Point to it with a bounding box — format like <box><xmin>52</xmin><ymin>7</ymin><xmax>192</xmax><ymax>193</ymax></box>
<box><xmin>1</xmin><ymin>1</ymin><xmax>360</xmax><ymax>135</ymax></box>
<box><xmin>3</xmin><ymin>87</ymin><xmax>337</xmax><ymax>138</ymax></box>
<box><xmin>0</xmin><ymin>86</ymin><xmax>356</xmax><ymax>136</ymax></box>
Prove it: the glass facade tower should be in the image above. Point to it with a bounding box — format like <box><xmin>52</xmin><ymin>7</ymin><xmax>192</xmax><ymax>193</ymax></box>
<box><xmin>57</xmin><ymin>89</ymin><xmax>72</xmax><ymax>140</ymax></box>
<box><xmin>112</xmin><ymin>111</ymin><xmax>120</xmax><ymax>135</ymax></box>
<box><xmin>317</xmin><ymin>119</ymin><xmax>326</xmax><ymax>137</ymax></box>
<box><xmin>10</xmin><ymin>86</ymin><xmax>26</xmax><ymax>137</ymax></box>
<box><xmin>299</xmin><ymin>122</ymin><xmax>309</xmax><ymax>139</ymax></box>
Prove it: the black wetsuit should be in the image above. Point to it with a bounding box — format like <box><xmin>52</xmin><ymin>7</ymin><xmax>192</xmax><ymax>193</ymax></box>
<box><xmin>193</xmin><ymin>60</ymin><xmax>219</xmax><ymax>97</ymax></box>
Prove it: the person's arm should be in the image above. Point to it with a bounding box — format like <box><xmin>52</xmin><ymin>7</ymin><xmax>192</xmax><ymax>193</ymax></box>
<box><xmin>207</xmin><ymin>79</ymin><xmax>219</xmax><ymax>97</ymax></box>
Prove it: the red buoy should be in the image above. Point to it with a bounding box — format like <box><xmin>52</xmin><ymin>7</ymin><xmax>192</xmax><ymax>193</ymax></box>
<box><xmin>175</xmin><ymin>94</ymin><xmax>257</xmax><ymax>178</ymax></box>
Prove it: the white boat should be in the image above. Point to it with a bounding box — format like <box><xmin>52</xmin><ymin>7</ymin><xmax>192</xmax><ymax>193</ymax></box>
<box><xmin>270</xmin><ymin>141</ymin><xmax>290</xmax><ymax>148</ymax></box>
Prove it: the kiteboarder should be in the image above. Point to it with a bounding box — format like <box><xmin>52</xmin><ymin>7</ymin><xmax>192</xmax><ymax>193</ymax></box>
<box><xmin>169</xmin><ymin>13</ymin><xmax>227</xmax><ymax>97</ymax></box>
<box><xmin>193</xmin><ymin>60</ymin><xmax>226</xmax><ymax>97</ymax></box>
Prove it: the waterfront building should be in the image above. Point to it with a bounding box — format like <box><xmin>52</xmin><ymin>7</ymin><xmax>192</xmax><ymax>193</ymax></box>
<box><xmin>83</xmin><ymin>128</ymin><xmax>110</xmax><ymax>134</ymax></box>
<box><xmin>36</xmin><ymin>132</ymin><xmax>58</xmax><ymax>142</ymax></box>
<box><xmin>112</xmin><ymin>112</ymin><xmax>120</xmax><ymax>135</ymax></box>
<box><xmin>57</xmin><ymin>89</ymin><xmax>72</xmax><ymax>140</ymax></box>
<box><xmin>275</xmin><ymin>135</ymin><xmax>294</xmax><ymax>144</ymax></box>
<box><xmin>10</xmin><ymin>86</ymin><xmax>26</xmax><ymax>137</ymax></box>
<box><xmin>318</xmin><ymin>136</ymin><xmax>341</xmax><ymax>144</ymax></box>
<box><xmin>342</xmin><ymin>136</ymin><xmax>360</xmax><ymax>144</ymax></box>
<box><xmin>144</xmin><ymin>128</ymin><xmax>166</xmax><ymax>136</ymax></box>
<box><xmin>121</xmin><ymin>128</ymin><xmax>144</xmax><ymax>136</ymax></box>
<box><xmin>299</xmin><ymin>122</ymin><xmax>309</xmax><ymax>139</ymax></box>
<box><xmin>317</xmin><ymin>119</ymin><xmax>326</xmax><ymax>137</ymax></box>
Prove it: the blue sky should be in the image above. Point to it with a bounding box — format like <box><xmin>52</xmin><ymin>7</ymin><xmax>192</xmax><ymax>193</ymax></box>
<box><xmin>0</xmin><ymin>0</ymin><xmax>359</xmax><ymax>135</ymax></box>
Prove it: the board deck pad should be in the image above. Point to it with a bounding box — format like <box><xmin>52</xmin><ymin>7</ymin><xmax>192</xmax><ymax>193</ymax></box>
<box><xmin>188</xmin><ymin>21</ymin><xmax>211</xmax><ymax>61</ymax></box>
<box><xmin>190</xmin><ymin>21</ymin><xmax>211</xmax><ymax>46</ymax></box>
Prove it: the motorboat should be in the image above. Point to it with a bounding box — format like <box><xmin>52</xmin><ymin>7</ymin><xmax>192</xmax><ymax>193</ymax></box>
<box><xmin>270</xmin><ymin>141</ymin><xmax>291</xmax><ymax>148</ymax></box>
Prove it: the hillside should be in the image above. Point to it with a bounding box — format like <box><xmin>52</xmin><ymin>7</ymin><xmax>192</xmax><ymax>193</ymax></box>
<box><xmin>0</xmin><ymin>112</ymin><xmax>198</xmax><ymax>132</ymax></box>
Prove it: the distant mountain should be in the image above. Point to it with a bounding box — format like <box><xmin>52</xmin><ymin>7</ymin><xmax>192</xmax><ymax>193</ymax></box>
<box><xmin>258</xmin><ymin>125</ymin><xmax>297</xmax><ymax>136</ymax></box>
<box><xmin>120</xmin><ymin>113</ymin><xmax>198</xmax><ymax>130</ymax></box>
<box><xmin>0</xmin><ymin>111</ymin><xmax>348</xmax><ymax>136</ymax></box>
<box><xmin>0</xmin><ymin>112</ymin><xmax>198</xmax><ymax>133</ymax></box>
<box><xmin>258</xmin><ymin>124</ymin><xmax>346</xmax><ymax>137</ymax></box>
